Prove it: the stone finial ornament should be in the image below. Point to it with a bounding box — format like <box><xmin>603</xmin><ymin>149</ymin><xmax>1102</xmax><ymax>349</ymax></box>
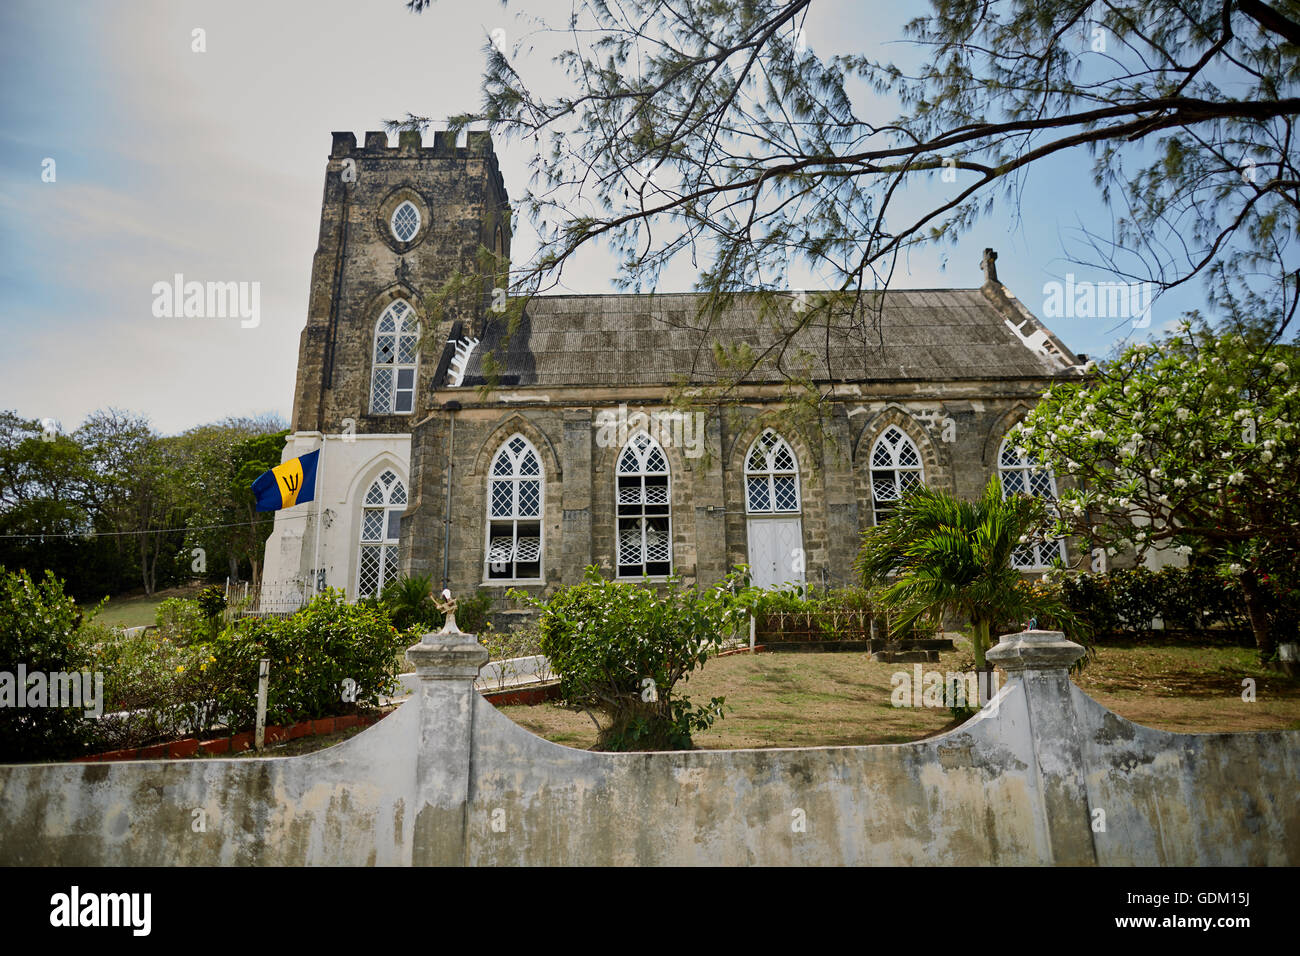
<box><xmin>433</xmin><ymin>588</ymin><xmax>459</xmax><ymax>634</ymax></box>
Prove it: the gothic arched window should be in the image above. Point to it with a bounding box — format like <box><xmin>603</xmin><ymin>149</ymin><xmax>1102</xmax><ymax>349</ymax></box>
<box><xmin>745</xmin><ymin>430</ymin><xmax>800</xmax><ymax>513</ymax></box>
<box><xmin>999</xmin><ymin>434</ymin><xmax>1067</xmax><ymax>569</ymax></box>
<box><xmin>370</xmin><ymin>300</ymin><xmax>418</xmax><ymax>414</ymax></box>
<box><xmin>869</xmin><ymin>425</ymin><xmax>924</xmax><ymax>524</ymax></box>
<box><xmin>391</xmin><ymin>201</ymin><xmax>420</xmax><ymax>242</ymax></box>
<box><xmin>486</xmin><ymin>435</ymin><xmax>543</xmax><ymax>581</ymax></box>
<box><xmin>616</xmin><ymin>432</ymin><xmax>671</xmax><ymax>577</ymax></box>
<box><xmin>357</xmin><ymin>470</ymin><xmax>406</xmax><ymax>598</ymax></box>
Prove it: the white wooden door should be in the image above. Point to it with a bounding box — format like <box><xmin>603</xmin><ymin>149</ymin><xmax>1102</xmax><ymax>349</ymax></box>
<box><xmin>747</xmin><ymin>517</ymin><xmax>805</xmax><ymax>590</ymax></box>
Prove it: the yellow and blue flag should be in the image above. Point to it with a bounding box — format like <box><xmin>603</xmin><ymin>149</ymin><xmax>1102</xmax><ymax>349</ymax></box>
<box><xmin>252</xmin><ymin>449</ymin><xmax>319</xmax><ymax>511</ymax></box>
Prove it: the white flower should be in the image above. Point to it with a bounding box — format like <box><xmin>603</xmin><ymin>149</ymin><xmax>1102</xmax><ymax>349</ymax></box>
<box><xmin>1273</xmin><ymin>361</ymin><xmax>1288</xmax><ymax>374</ymax></box>
<box><xmin>1261</xmin><ymin>450</ymin><xmax>1274</xmax><ymax>463</ymax></box>
<box><xmin>1017</xmin><ymin>535</ymin><xmax>1028</xmax><ymax>544</ymax></box>
<box><xmin>1234</xmin><ymin>408</ymin><xmax>1250</xmax><ymax>421</ymax></box>
<box><xmin>1173</xmin><ymin>477</ymin><xmax>1188</xmax><ymax>488</ymax></box>
<box><xmin>1156</xmin><ymin>387</ymin><xmax>1171</xmax><ymax>398</ymax></box>
<box><xmin>1089</xmin><ymin>429</ymin><xmax>1105</xmax><ymax>440</ymax></box>
<box><xmin>1083</xmin><ymin>360</ymin><xmax>1097</xmax><ymax>372</ymax></box>
<box><xmin>1149</xmin><ymin>467</ymin><xmax>1162</xmax><ymax>479</ymax></box>
<box><xmin>1228</xmin><ymin>563</ymin><xmax>1245</xmax><ymax>575</ymax></box>
<box><xmin>1015</xmin><ymin>446</ymin><xmax>1028</xmax><ymax>458</ymax></box>
<box><xmin>1085</xmin><ymin>404</ymin><xmax>1097</xmax><ymax>414</ymax></box>
<box><xmin>1118</xmin><ymin>498</ymin><xmax>1130</xmax><ymax>508</ymax></box>
<box><xmin>1174</xmin><ymin>545</ymin><xmax>1192</xmax><ymax>556</ymax></box>
<box><xmin>1228</xmin><ymin>471</ymin><xmax>1246</xmax><ymax>485</ymax></box>
<box><xmin>1134</xmin><ymin>530</ymin><xmax>1146</xmax><ymax>541</ymax></box>
<box><xmin>1176</xmin><ymin>408</ymin><xmax>1190</xmax><ymax>421</ymax></box>
<box><xmin>1133</xmin><ymin>411</ymin><xmax>1144</xmax><ymax>422</ymax></box>
<box><xmin>1106</xmin><ymin>547</ymin><xmax>1117</xmax><ymax>557</ymax></box>
<box><xmin>1264</xmin><ymin>439</ymin><xmax>1276</xmax><ymax>450</ymax></box>
<box><xmin>1157</xmin><ymin>495</ymin><xmax>1171</xmax><ymax>506</ymax></box>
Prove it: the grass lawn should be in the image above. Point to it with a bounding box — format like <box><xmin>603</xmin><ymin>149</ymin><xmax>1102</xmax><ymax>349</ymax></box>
<box><xmin>497</xmin><ymin>644</ymin><xmax>1300</xmax><ymax>751</ymax></box>
<box><xmin>82</xmin><ymin>583</ymin><xmax>206</xmax><ymax>629</ymax></box>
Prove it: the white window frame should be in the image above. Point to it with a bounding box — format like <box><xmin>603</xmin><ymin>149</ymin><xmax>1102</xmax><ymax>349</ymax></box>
<box><xmin>615</xmin><ymin>431</ymin><xmax>672</xmax><ymax>579</ymax></box>
<box><xmin>390</xmin><ymin>200</ymin><xmax>421</xmax><ymax>243</ymax></box>
<box><xmin>998</xmin><ymin>434</ymin><xmax>1068</xmax><ymax>569</ymax></box>
<box><xmin>356</xmin><ymin>470</ymin><xmax>407</xmax><ymax>598</ymax></box>
<box><xmin>484</xmin><ymin>434</ymin><xmax>544</xmax><ymax>584</ymax></box>
<box><xmin>745</xmin><ymin>429</ymin><xmax>801</xmax><ymax>514</ymax></box>
<box><xmin>869</xmin><ymin>425</ymin><xmax>925</xmax><ymax>525</ymax></box>
<box><xmin>369</xmin><ymin>299</ymin><xmax>419</xmax><ymax>415</ymax></box>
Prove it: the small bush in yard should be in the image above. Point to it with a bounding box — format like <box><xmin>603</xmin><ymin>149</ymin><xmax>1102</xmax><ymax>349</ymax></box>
<box><xmin>211</xmin><ymin>589</ymin><xmax>408</xmax><ymax>730</ymax></box>
<box><xmin>510</xmin><ymin>567</ymin><xmax>749</xmax><ymax>751</ymax></box>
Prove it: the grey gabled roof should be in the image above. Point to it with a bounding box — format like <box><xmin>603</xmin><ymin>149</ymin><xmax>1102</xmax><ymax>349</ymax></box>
<box><xmin>454</xmin><ymin>286</ymin><xmax>1079</xmax><ymax>389</ymax></box>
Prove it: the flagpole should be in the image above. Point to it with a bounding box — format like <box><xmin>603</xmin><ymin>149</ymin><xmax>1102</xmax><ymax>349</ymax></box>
<box><xmin>312</xmin><ymin>436</ymin><xmax>326</xmax><ymax>599</ymax></box>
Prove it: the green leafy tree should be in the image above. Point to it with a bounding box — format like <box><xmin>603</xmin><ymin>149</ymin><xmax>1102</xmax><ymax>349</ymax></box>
<box><xmin>1014</xmin><ymin>324</ymin><xmax>1300</xmax><ymax>660</ymax></box>
<box><xmin>510</xmin><ymin>568</ymin><xmax>749</xmax><ymax>750</ymax></box>
<box><xmin>856</xmin><ymin>476</ymin><xmax>1079</xmax><ymax>668</ymax></box>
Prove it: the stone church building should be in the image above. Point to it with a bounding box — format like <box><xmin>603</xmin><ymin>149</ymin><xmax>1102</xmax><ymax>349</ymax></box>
<box><xmin>259</xmin><ymin>130</ymin><xmax>1086</xmax><ymax>615</ymax></box>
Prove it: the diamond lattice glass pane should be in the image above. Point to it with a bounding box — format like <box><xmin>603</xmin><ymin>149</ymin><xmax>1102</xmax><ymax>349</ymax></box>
<box><xmin>1000</xmin><ymin>444</ymin><xmax>1021</xmax><ymax>467</ymax></box>
<box><xmin>618</xmin><ymin>484</ymin><xmax>642</xmax><ymax>505</ymax></box>
<box><xmin>508</xmin><ymin>436</ymin><xmax>527</xmax><ymax>456</ymax></box>
<box><xmin>488</xmin><ymin>536</ymin><xmax>514</xmax><ymax>564</ymax></box>
<box><xmin>772</xmin><ymin>442</ymin><xmax>795</xmax><ymax>472</ymax></box>
<box><xmin>390</xmin><ymin>482</ymin><xmax>407</xmax><ymax>505</ymax></box>
<box><xmin>517</xmin><ymin>480</ymin><xmax>540</xmax><ymax>517</ymax></box>
<box><xmin>358</xmin><ymin>547</ymin><xmax>381</xmax><ymax>597</ymax></box>
<box><xmin>1011</xmin><ymin>543</ymin><xmax>1036</xmax><ymax>568</ymax></box>
<box><xmin>390</xmin><ymin>300</ymin><xmax>408</xmax><ymax>320</ymax></box>
<box><xmin>1003</xmin><ymin>470</ymin><xmax>1027</xmax><ymax>495</ymax></box>
<box><xmin>397</xmin><ymin>335</ymin><xmax>418</xmax><ymax>363</ymax></box>
<box><xmin>644</xmin><ymin>445</ymin><xmax>667</xmax><ymax>473</ymax></box>
<box><xmin>773</xmin><ymin>475</ymin><xmax>798</xmax><ymax>511</ymax></box>
<box><xmin>371</xmin><ymin>367</ymin><xmax>393</xmax><ymax>413</ymax></box>
<box><xmin>378</xmin><ymin>312</ymin><xmax>396</xmax><ymax>334</ymax></box>
<box><xmin>365</xmin><ymin>482</ymin><xmax>384</xmax><ymax>505</ymax></box>
<box><xmin>871</xmin><ymin>443</ymin><xmax>893</xmax><ymax>467</ymax></box>
<box><xmin>1029</xmin><ymin>471</ymin><xmax>1054</xmax><ymax>497</ymax></box>
<box><xmin>747</xmin><ymin>477</ymin><xmax>770</xmax><ymax>512</ymax></box>
<box><xmin>897</xmin><ymin>441</ymin><xmax>920</xmax><ymax>467</ymax></box>
<box><xmin>643</xmin><ymin>483</ymin><xmax>667</xmax><ymax>505</ymax></box>
<box><xmin>393</xmin><ymin>202</ymin><xmax>419</xmax><ymax>241</ymax></box>
<box><xmin>616</xmin><ymin>447</ymin><xmax>638</xmax><ymax>474</ymax></box>
<box><xmin>645</xmin><ymin>525</ymin><xmax>669</xmax><ymax>561</ymax></box>
<box><xmin>899</xmin><ymin>471</ymin><xmax>924</xmax><ymax>495</ymax></box>
<box><xmin>490</xmin><ymin>480</ymin><xmax>513</xmax><ymax>518</ymax></box>
<box><xmin>619</xmin><ymin>525</ymin><xmax>642</xmax><ymax>564</ymax></box>
<box><xmin>383</xmin><ymin>546</ymin><xmax>398</xmax><ymax>584</ymax></box>
<box><xmin>519</xmin><ymin>450</ymin><xmax>540</xmax><ymax>476</ymax></box>
<box><xmin>375</xmin><ymin>334</ymin><xmax>395</xmax><ymax>364</ymax></box>
<box><xmin>873</xmin><ymin>476</ymin><xmax>898</xmax><ymax>501</ymax></box>
<box><xmin>362</xmin><ymin>509</ymin><xmax>384</xmax><ymax>541</ymax></box>
<box><xmin>379</xmin><ymin>471</ymin><xmax>394</xmax><ymax>487</ymax></box>
<box><xmin>747</xmin><ymin>444</ymin><xmax>767</xmax><ymax>472</ymax></box>
<box><xmin>492</xmin><ymin>452</ymin><xmax>513</xmax><ymax>476</ymax></box>
<box><xmin>515</xmin><ymin>537</ymin><xmax>540</xmax><ymax>562</ymax></box>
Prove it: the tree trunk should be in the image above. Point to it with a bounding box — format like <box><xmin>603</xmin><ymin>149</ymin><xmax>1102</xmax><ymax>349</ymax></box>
<box><xmin>971</xmin><ymin>617</ymin><xmax>989</xmax><ymax>669</ymax></box>
<box><xmin>228</xmin><ymin>552</ymin><xmax>240</xmax><ymax>585</ymax></box>
<box><xmin>1239</xmin><ymin>571</ymin><xmax>1275</xmax><ymax>664</ymax></box>
<box><xmin>140</xmin><ymin>534</ymin><xmax>151</xmax><ymax>596</ymax></box>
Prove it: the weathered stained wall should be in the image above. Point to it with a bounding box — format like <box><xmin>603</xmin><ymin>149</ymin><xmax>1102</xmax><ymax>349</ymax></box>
<box><xmin>0</xmin><ymin>630</ymin><xmax>1295</xmax><ymax>866</ymax></box>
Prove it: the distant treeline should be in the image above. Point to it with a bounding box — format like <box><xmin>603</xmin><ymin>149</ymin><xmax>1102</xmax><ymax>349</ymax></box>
<box><xmin>0</xmin><ymin>408</ymin><xmax>287</xmax><ymax>602</ymax></box>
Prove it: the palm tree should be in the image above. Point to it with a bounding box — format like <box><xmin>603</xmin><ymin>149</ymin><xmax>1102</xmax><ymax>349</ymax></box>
<box><xmin>856</xmin><ymin>476</ymin><xmax>1059</xmax><ymax>668</ymax></box>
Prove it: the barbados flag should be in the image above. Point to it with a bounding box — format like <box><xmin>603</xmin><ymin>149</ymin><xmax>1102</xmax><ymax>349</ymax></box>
<box><xmin>252</xmin><ymin>449</ymin><xmax>319</xmax><ymax>511</ymax></box>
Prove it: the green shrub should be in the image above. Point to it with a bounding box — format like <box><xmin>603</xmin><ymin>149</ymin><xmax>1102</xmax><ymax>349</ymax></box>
<box><xmin>154</xmin><ymin>598</ymin><xmax>209</xmax><ymax>644</ymax></box>
<box><xmin>1061</xmin><ymin>565</ymin><xmax>1252</xmax><ymax>639</ymax></box>
<box><xmin>196</xmin><ymin>585</ymin><xmax>227</xmax><ymax>620</ymax></box>
<box><xmin>510</xmin><ymin>567</ymin><xmax>748</xmax><ymax>751</ymax></box>
<box><xmin>90</xmin><ymin>625</ymin><xmax>223</xmax><ymax>749</ymax></box>
<box><xmin>211</xmin><ymin>589</ymin><xmax>408</xmax><ymax>730</ymax></box>
<box><xmin>0</xmin><ymin>567</ymin><xmax>98</xmax><ymax>761</ymax></box>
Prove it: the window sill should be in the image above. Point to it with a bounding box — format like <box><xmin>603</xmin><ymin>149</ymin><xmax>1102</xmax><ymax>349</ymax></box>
<box><xmin>481</xmin><ymin>579</ymin><xmax>545</xmax><ymax>587</ymax></box>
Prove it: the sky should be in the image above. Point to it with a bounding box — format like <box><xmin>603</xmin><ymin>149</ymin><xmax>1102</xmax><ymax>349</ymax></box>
<box><xmin>0</xmin><ymin>0</ymin><xmax>1212</xmax><ymax>437</ymax></box>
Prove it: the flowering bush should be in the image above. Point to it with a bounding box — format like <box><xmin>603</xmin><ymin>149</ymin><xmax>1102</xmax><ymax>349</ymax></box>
<box><xmin>1015</xmin><ymin>324</ymin><xmax>1300</xmax><ymax>659</ymax></box>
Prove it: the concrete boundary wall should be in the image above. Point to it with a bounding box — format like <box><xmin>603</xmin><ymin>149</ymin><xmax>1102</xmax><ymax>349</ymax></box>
<box><xmin>0</xmin><ymin>629</ymin><xmax>1296</xmax><ymax>866</ymax></box>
